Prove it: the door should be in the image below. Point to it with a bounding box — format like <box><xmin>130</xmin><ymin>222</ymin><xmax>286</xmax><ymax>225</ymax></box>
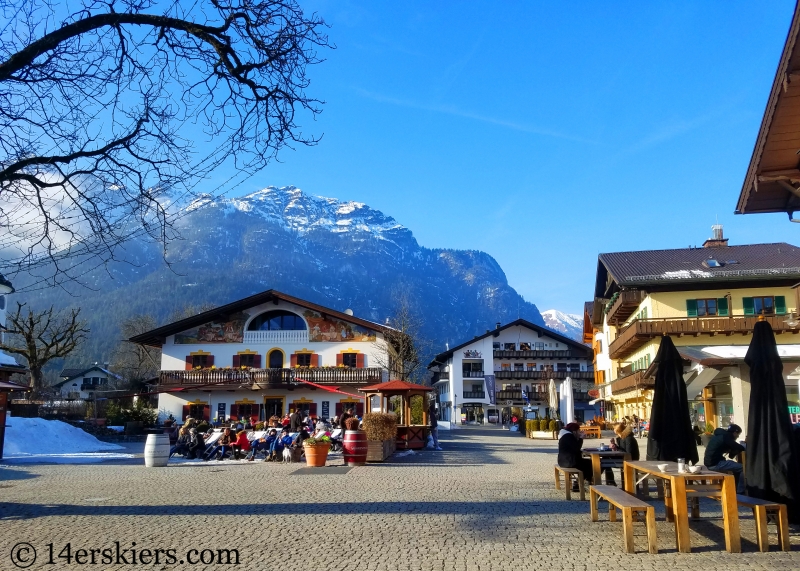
<box><xmin>268</xmin><ymin>350</ymin><xmax>284</xmax><ymax>368</ymax></box>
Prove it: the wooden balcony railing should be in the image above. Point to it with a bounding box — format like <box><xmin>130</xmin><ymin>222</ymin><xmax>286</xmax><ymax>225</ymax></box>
<box><xmin>159</xmin><ymin>368</ymin><xmax>384</xmax><ymax>387</ymax></box>
<box><xmin>462</xmin><ymin>391</ymin><xmax>486</xmax><ymax>399</ymax></box>
<box><xmin>493</xmin><ymin>350</ymin><xmax>579</xmax><ymax>359</ymax></box>
<box><xmin>462</xmin><ymin>370</ymin><xmax>485</xmax><ymax>378</ymax></box>
<box><xmin>608</xmin><ymin>315</ymin><xmax>795</xmax><ymax>359</ymax></box>
<box><xmin>609</xmin><ymin>370</ymin><xmax>654</xmax><ymax>396</ymax></box>
<box><xmin>494</xmin><ymin>370</ymin><xmax>594</xmax><ymax>380</ymax></box>
<box><xmin>606</xmin><ymin>290</ymin><xmax>646</xmax><ymax>325</ymax></box>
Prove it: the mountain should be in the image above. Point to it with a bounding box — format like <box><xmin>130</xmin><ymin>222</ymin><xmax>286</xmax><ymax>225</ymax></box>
<box><xmin>541</xmin><ymin>309</ymin><xmax>583</xmax><ymax>342</ymax></box>
<box><xmin>16</xmin><ymin>186</ymin><xmax>545</xmax><ymax>366</ymax></box>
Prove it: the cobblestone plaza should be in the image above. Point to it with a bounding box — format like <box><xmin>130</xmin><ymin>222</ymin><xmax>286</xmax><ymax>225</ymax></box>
<box><xmin>1</xmin><ymin>429</ymin><xmax>798</xmax><ymax>570</ymax></box>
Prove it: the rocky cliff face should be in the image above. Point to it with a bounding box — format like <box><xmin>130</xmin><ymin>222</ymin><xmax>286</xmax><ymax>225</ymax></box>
<box><xmin>19</xmin><ymin>186</ymin><xmax>544</xmax><ymax>362</ymax></box>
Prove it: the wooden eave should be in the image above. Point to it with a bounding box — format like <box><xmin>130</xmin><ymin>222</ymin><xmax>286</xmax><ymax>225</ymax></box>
<box><xmin>737</xmin><ymin>2</ymin><xmax>800</xmax><ymax>215</ymax></box>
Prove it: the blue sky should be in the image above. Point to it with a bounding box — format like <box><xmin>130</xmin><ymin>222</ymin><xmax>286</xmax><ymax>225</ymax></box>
<box><xmin>216</xmin><ymin>1</ymin><xmax>799</xmax><ymax>315</ymax></box>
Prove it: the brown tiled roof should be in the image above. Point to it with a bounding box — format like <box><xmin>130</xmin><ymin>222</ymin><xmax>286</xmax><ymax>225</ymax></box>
<box><xmin>598</xmin><ymin>243</ymin><xmax>800</xmax><ymax>289</ymax></box>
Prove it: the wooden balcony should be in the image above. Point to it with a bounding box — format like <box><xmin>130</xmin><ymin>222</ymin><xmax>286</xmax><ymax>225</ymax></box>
<box><xmin>493</xmin><ymin>350</ymin><xmax>579</xmax><ymax>359</ymax></box>
<box><xmin>608</xmin><ymin>315</ymin><xmax>795</xmax><ymax>359</ymax></box>
<box><xmin>609</xmin><ymin>370</ymin><xmax>654</xmax><ymax>396</ymax></box>
<box><xmin>462</xmin><ymin>391</ymin><xmax>486</xmax><ymax>399</ymax></box>
<box><xmin>159</xmin><ymin>368</ymin><xmax>384</xmax><ymax>388</ymax></box>
<box><xmin>606</xmin><ymin>290</ymin><xmax>647</xmax><ymax>325</ymax></box>
<box><xmin>495</xmin><ymin>383</ymin><xmax>549</xmax><ymax>402</ymax></box>
<box><xmin>438</xmin><ymin>371</ymin><xmax>450</xmax><ymax>380</ymax></box>
<box><xmin>495</xmin><ymin>370</ymin><xmax>594</xmax><ymax>380</ymax></box>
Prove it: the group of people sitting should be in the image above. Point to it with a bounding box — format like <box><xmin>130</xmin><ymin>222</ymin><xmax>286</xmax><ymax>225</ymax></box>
<box><xmin>168</xmin><ymin>416</ymin><xmax>344</xmax><ymax>462</ymax></box>
<box><xmin>557</xmin><ymin>421</ymin><xmax>640</xmax><ymax>491</ymax></box>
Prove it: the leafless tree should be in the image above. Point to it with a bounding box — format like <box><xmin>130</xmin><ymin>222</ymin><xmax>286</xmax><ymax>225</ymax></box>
<box><xmin>0</xmin><ymin>0</ymin><xmax>330</xmax><ymax>289</ymax></box>
<box><xmin>374</xmin><ymin>290</ymin><xmax>431</xmax><ymax>384</ymax></box>
<box><xmin>0</xmin><ymin>302</ymin><xmax>89</xmax><ymax>393</ymax></box>
<box><xmin>110</xmin><ymin>313</ymin><xmax>161</xmax><ymax>388</ymax></box>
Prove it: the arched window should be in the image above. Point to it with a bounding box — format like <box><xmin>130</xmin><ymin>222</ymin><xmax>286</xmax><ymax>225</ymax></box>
<box><xmin>247</xmin><ymin>310</ymin><xmax>306</xmax><ymax>331</ymax></box>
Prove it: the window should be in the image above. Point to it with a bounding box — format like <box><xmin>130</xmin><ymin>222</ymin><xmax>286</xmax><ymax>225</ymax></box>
<box><xmin>296</xmin><ymin>353</ymin><xmax>312</xmax><ymax>367</ymax></box>
<box><xmin>492</xmin><ymin>342</ymin><xmax>500</xmax><ymax>350</ymax></box>
<box><xmin>247</xmin><ymin>310</ymin><xmax>306</xmax><ymax>331</ymax></box>
<box><xmin>463</xmin><ymin>362</ymin><xmax>484</xmax><ymax>377</ymax></box>
<box><xmin>526</xmin><ymin>363</ymin><xmax>536</xmax><ymax>371</ymax></box>
<box><xmin>687</xmin><ymin>298</ymin><xmax>729</xmax><ymax>317</ymax></box>
<box><xmin>192</xmin><ymin>354</ymin><xmax>210</xmax><ymax>368</ymax></box>
<box><xmin>238</xmin><ymin>353</ymin><xmax>257</xmax><ymax>368</ymax></box>
<box><xmin>556</xmin><ymin>363</ymin><xmax>567</xmax><ymax>372</ymax></box>
<box><xmin>743</xmin><ymin>296</ymin><xmax>785</xmax><ymax>316</ymax></box>
<box><xmin>341</xmin><ymin>353</ymin><xmax>358</xmax><ymax>368</ymax></box>
<box><xmin>503</xmin><ymin>343</ymin><xmax>516</xmax><ymax>350</ymax></box>
<box><xmin>519</xmin><ymin>342</ymin><xmax>531</xmax><ymax>351</ymax></box>
<box><xmin>534</xmin><ymin>342</ymin><xmax>545</xmax><ymax>350</ymax></box>
<box><xmin>514</xmin><ymin>363</ymin><xmax>524</xmax><ymax>371</ymax></box>
<box><xmin>568</xmin><ymin>363</ymin><xmax>580</xmax><ymax>372</ymax></box>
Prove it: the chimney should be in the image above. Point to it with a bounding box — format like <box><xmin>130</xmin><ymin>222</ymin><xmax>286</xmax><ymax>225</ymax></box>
<box><xmin>496</xmin><ymin>322</ymin><xmax>501</xmax><ymax>329</ymax></box>
<box><xmin>702</xmin><ymin>224</ymin><xmax>728</xmax><ymax>248</ymax></box>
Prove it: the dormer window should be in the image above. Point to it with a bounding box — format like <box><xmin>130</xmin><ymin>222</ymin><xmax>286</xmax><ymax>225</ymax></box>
<box><xmin>702</xmin><ymin>259</ymin><xmax>723</xmax><ymax>268</ymax></box>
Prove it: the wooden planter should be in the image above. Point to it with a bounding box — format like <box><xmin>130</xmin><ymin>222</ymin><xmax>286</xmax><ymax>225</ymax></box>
<box><xmin>303</xmin><ymin>443</ymin><xmax>330</xmax><ymax>467</ymax></box>
<box><xmin>367</xmin><ymin>439</ymin><xmax>395</xmax><ymax>462</ymax></box>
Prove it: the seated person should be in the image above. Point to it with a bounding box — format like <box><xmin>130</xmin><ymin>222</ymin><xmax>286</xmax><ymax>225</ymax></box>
<box><xmin>704</xmin><ymin>424</ymin><xmax>746</xmax><ymax>493</ymax></box>
<box><xmin>203</xmin><ymin>428</ymin><xmax>234</xmax><ymax>461</ymax></box>
<box><xmin>558</xmin><ymin>422</ymin><xmax>593</xmax><ymax>491</ymax></box>
<box><xmin>232</xmin><ymin>429</ymin><xmax>251</xmax><ymax>460</ymax></box>
<box><xmin>613</xmin><ymin>422</ymin><xmax>640</xmax><ymax>487</ymax></box>
<box><xmin>247</xmin><ymin>429</ymin><xmax>277</xmax><ymax>461</ymax></box>
<box><xmin>293</xmin><ymin>428</ymin><xmax>310</xmax><ymax>448</ymax></box>
<box><xmin>186</xmin><ymin>428</ymin><xmax>205</xmax><ymax>459</ymax></box>
<box><xmin>169</xmin><ymin>427</ymin><xmax>191</xmax><ymax>458</ymax></box>
<box><xmin>267</xmin><ymin>428</ymin><xmax>295</xmax><ymax>462</ymax></box>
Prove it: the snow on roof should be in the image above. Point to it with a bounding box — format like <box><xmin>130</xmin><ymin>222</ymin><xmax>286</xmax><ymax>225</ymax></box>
<box><xmin>0</xmin><ymin>351</ymin><xmax>21</xmax><ymax>367</ymax></box>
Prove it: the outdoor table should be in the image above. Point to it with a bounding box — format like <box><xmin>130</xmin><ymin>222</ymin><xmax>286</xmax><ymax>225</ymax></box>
<box><xmin>623</xmin><ymin>460</ymin><xmax>740</xmax><ymax>553</ymax></box>
<box><xmin>582</xmin><ymin>449</ymin><xmax>630</xmax><ymax>485</ymax></box>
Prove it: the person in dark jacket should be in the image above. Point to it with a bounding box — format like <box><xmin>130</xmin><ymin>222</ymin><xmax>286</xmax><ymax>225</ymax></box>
<box><xmin>704</xmin><ymin>424</ymin><xmax>746</xmax><ymax>492</ymax></box>
<box><xmin>169</xmin><ymin>427</ymin><xmax>191</xmax><ymax>458</ymax></box>
<box><xmin>558</xmin><ymin>422</ymin><xmax>592</xmax><ymax>491</ymax></box>
<box><xmin>614</xmin><ymin>422</ymin><xmax>640</xmax><ymax>488</ymax></box>
<box><xmin>289</xmin><ymin>410</ymin><xmax>303</xmax><ymax>432</ymax></box>
<box><xmin>186</xmin><ymin>428</ymin><xmax>205</xmax><ymax>459</ymax></box>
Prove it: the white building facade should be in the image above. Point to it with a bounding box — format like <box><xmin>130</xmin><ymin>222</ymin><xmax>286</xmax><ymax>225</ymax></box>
<box><xmin>130</xmin><ymin>290</ymin><xmax>393</xmax><ymax>424</ymax></box>
<box><xmin>428</xmin><ymin>320</ymin><xmax>594</xmax><ymax>427</ymax></box>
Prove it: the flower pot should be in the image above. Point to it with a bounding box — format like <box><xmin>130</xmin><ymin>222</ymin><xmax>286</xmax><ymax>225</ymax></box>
<box><xmin>303</xmin><ymin>443</ymin><xmax>330</xmax><ymax>467</ymax></box>
<box><xmin>343</xmin><ymin>429</ymin><xmax>368</xmax><ymax>466</ymax></box>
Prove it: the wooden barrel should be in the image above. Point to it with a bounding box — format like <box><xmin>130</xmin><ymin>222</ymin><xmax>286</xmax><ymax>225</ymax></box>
<box><xmin>343</xmin><ymin>430</ymin><xmax>368</xmax><ymax>466</ymax></box>
<box><xmin>144</xmin><ymin>433</ymin><xmax>170</xmax><ymax>467</ymax></box>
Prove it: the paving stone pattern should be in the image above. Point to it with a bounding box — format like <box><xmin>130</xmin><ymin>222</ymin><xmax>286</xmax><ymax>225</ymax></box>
<box><xmin>1</xmin><ymin>429</ymin><xmax>799</xmax><ymax>569</ymax></box>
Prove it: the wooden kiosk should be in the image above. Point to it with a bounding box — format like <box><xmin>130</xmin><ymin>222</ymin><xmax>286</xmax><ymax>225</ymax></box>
<box><xmin>360</xmin><ymin>380</ymin><xmax>433</xmax><ymax>450</ymax></box>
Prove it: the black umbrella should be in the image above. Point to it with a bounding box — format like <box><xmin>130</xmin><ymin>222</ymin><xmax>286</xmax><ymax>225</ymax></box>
<box><xmin>646</xmin><ymin>336</ymin><xmax>699</xmax><ymax>464</ymax></box>
<box><xmin>745</xmin><ymin>320</ymin><xmax>800</xmax><ymax>523</ymax></box>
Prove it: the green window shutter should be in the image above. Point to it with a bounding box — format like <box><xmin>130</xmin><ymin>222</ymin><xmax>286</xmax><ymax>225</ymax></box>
<box><xmin>743</xmin><ymin>297</ymin><xmax>755</xmax><ymax>316</ymax></box>
<box><xmin>686</xmin><ymin>299</ymin><xmax>698</xmax><ymax>317</ymax></box>
<box><xmin>775</xmin><ymin>296</ymin><xmax>787</xmax><ymax>315</ymax></box>
<box><xmin>717</xmin><ymin>298</ymin><xmax>728</xmax><ymax>316</ymax></box>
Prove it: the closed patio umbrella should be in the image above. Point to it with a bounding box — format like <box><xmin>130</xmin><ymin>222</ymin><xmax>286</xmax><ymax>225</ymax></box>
<box><xmin>548</xmin><ymin>378</ymin><xmax>559</xmax><ymax>418</ymax></box>
<box><xmin>745</xmin><ymin>320</ymin><xmax>800</xmax><ymax>523</ymax></box>
<box><xmin>646</xmin><ymin>336</ymin><xmax>698</xmax><ymax>464</ymax></box>
<box><xmin>559</xmin><ymin>376</ymin><xmax>574</xmax><ymax>425</ymax></box>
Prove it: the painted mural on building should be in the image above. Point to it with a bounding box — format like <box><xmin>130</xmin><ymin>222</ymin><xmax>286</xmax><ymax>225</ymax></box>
<box><xmin>305</xmin><ymin>310</ymin><xmax>377</xmax><ymax>342</ymax></box>
<box><xmin>175</xmin><ymin>312</ymin><xmax>249</xmax><ymax>344</ymax></box>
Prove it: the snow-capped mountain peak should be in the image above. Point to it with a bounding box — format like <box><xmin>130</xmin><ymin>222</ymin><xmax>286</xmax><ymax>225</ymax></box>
<box><xmin>541</xmin><ymin>309</ymin><xmax>583</xmax><ymax>342</ymax></box>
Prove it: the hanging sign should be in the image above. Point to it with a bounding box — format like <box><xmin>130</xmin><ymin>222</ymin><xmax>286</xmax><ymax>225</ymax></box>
<box><xmin>321</xmin><ymin>401</ymin><xmax>330</xmax><ymax>419</ymax></box>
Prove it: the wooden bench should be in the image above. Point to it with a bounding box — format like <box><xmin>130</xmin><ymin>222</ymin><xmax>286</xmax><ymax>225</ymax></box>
<box><xmin>554</xmin><ymin>465</ymin><xmax>585</xmax><ymax>500</ymax></box>
<box><xmin>590</xmin><ymin>485</ymin><xmax>658</xmax><ymax>554</ymax></box>
<box><xmin>581</xmin><ymin>425</ymin><xmax>601</xmax><ymax>439</ymax></box>
<box><xmin>736</xmin><ymin>495</ymin><xmax>790</xmax><ymax>552</ymax></box>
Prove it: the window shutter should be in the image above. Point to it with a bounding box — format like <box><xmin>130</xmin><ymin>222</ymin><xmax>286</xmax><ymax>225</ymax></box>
<box><xmin>743</xmin><ymin>297</ymin><xmax>755</xmax><ymax>316</ymax></box>
<box><xmin>356</xmin><ymin>403</ymin><xmax>364</xmax><ymax>416</ymax></box>
<box><xmin>775</xmin><ymin>296</ymin><xmax>787</xmax><ymax>315</ymax></box>
<box><xmin>356</xmin><ymin>353</ymin><xmax>365</xmax><ymax>368</ymax></box>
<box><xmin>311</xmin><ymin>354</ymin><xmax>319</xmax><ymax>367</ymax></box>
<box><xmin>717</xmin><ymin>298</ymin><xmax>729</xmax><ymax>316</ymax></box>
<box><xmin>185</xmin><ymin>356</ymin><xmax>193</xmax><ymax>371</ymax></box>
<box><xmin>290</xmin><ymin>354</ymin><xmax>298</xmax><ymax>367</ymax></box>
<box><xmin>335</xmin><ymin>403</ymin><xmax>343</xmax><ymax>416</ymax></box>
<box><xmin>686</xmin><ymin>299</ymin><xmax>698</xmax><ymax>317</ymax></box>
<box><xmin>309</xmin><ymin>403</ymin><xmax>318</xmax><ymax>416</ymax></box>
<box><xmin>336</xmin><ymin>353</ymin><xmax>343</xmax><ymax>366</ymax></box>
<box><xmin>230</xmin><ymin>405</ymin><xmax>239</xmax><ymax>421</ymax></box>
<box><xmin>182</xmin><ymin>405</ymin><xmax>190</xmax><ymax>421</ymax></box>
<box><xmin>253</xmin><ymin>354</ymin><xmax>262</xmax><ymax>368</ymax></box>
<box><xmin>258</xmin><ymin>404</ymin><xmax>264</xmax><ymax>421</ymax></box>
<box><xmin>232</xmin><ymin>355</ymin><xmax>240</xmax><ymax>368</ymax></box>
<box><xmin>207</xmin><ymin>355</ymin><xmax>214</xmax><ymax>367</ymax></box>
<box><xmin>202</xmin><ymin>405</ymin><xmax>211</xmax><ymax>421</ymax></box>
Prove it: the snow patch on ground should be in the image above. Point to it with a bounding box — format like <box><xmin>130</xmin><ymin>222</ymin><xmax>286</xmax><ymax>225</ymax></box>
<box><xmin>3</xmin><ymin>417</ymin><xmax>128</xmax><ymax>463</ymax></box>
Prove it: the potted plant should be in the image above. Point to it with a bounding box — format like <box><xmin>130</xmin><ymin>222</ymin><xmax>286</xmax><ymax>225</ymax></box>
<box><xmin>362</xmin><ymin>413</ymin><xmax>397</xmax><ymax>462</ymax></box>
<box><xmin>303</xmin><ymin>435</ymin><xmax>331</xmax><ymax>467</ymax></box>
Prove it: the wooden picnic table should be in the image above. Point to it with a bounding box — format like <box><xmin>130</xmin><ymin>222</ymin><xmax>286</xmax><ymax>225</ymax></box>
<box><xmin>623</xmin><ymin>460</ymin><xmax>740</xmax><ymax>553</ymax></box>
<box><xmin>582</xmin><ymin>449</ymin><xmax>630</xmax><ymax>485</ymax></box>
<box><xmin>580</xmin><ymin>425</ymin><xmax>601</xmax><ymax>439</ymax></box>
